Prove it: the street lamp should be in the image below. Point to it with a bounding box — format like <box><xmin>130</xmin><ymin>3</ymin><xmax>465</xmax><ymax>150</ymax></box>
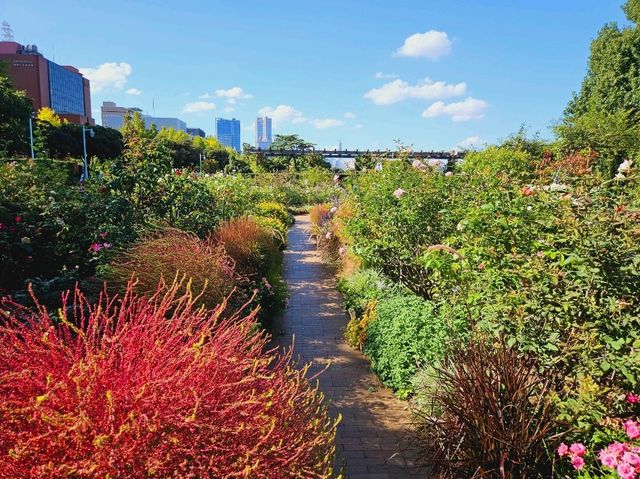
<box><xmin>28</xmin><ymin>113</ymin><xmax>35</xmax><ymax>159</ymax></box>
<box><xmin>81</xmin><ymin>124</ymin><xmax>95</xmax><ymax>181</ymax></box>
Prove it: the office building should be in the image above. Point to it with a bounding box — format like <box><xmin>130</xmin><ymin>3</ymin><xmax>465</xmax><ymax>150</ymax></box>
<box><xmin>215</xmin><ymin>117</ymin><xmax>241</xmax><ymax>152</ymax></box>
<box><xmin>143</xmin><ymin>115</ymin><xmax>186</xmax><ymax>131</ymax></box>
<box><xmin>101</xmin><ymin>101</ymin><xmax>143</xmax><ymax>130</ymax></box>
<box><xmin>100</xmin><ymin>101</ymin><xmax>187</xmax><ymax>132</ymax></box>
<box><xmin>0</xmin><ymin>41</ymin><xmax>94</xmax><ymax>124</ymax></box>
<box><xmin>255</xmin><ymin>116</ymin><xmax>272</xmax><ymax>149</ymax></box>
<box><xmin>187</xmin><ymin>128</ymin><xmax>206</xmax><ymax>138</ymax></box>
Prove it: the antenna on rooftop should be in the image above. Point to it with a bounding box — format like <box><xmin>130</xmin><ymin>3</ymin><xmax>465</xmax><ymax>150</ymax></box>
<box><xmin>1</xmin><ymin>21</ymin><xmax>15</xmax><ymax>41</ymax></box>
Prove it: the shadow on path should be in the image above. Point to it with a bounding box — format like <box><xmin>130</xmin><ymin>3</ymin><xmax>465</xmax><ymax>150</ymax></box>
<box><xmin>269</xmin><ymin>215</ymin><xmax>423</xmax><ymax>479</ymax></box>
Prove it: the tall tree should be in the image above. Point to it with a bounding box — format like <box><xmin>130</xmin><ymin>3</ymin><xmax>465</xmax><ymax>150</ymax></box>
<box><xmin>0</xmin><ymin>75</ymin><xmax>33</xmax><ymax>156</ymax></box>
<box><xmin>557</xmin><ymin>0</ymin><xmax>640</xmax><ymax>174</ymax></box>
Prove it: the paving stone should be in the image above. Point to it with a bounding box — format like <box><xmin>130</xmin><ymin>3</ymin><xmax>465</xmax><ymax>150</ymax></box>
<box><xmin>269</xmin><ymin>215</ymin><xmax>423</xmax><ymax>478</ymax></box>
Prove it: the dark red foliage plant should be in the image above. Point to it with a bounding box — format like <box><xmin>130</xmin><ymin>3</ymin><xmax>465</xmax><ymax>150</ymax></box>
<box><xmin>412</xmin><ymin>339</ymin><xmax>560</xmax><ymax>479</ymax></box>
<box><xmin>0</xmin><ymin>281</ymin><xmax>338</xmax><ymax>478</ymax></box>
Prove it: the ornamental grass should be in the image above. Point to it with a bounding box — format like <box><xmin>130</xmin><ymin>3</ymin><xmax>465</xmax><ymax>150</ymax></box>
<box><xmin>104</xmin><ymin>228</ymin><xmax>237</xmax><ymax>309</ymax></box>
<box><xmin>0</xmin><ymin>281</ymin><xmax>338</xmax><ymax>478</ymax></box>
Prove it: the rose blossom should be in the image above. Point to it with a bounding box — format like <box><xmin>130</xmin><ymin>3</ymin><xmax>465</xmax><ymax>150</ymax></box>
<box><xmin>624</xmin><ymin>419</ymin><xmax>640</xmax><ymax>440</ymax></box>
<box><xmin>570</xmin><ymin>443</ymin><xmax>587</xmax><ymax>457</ymax></box>
<box><xmin>571</xmin><ymin>455</ymin><xmax>585</xmax><ymax>470</ymax></box>
<box><xmin>627</xmin><ymin>393</ymin><xmax>640</xmax><ymax>404</ymax></box>
<box><xmin>557</xmin><ymin>443</ymin><xmax>569</xmax><ymax>457</ymax></box>
<box><xmin>617</xmin><ymin>462</ymin><xmax>636</xmax><ymax>479</ymax></box>
<box><xmin>599</xmin><ymin>449</ymin><xmax>619</xmax><ymax>468</ymax></box>
<box><xmin>393</xmin><ymin>188</ymin><xmax>405</xmax><ymax>199</ymax></box>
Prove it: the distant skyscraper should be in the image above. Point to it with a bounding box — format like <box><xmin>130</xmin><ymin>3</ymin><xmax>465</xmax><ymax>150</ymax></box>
<box><xmin>100</xmin><ymin>101</ymin><xmax>187</xmax><ymax>131</ymax></box>
<box><xmin>186</xmin><ymin>127</ymin><xmax>206</xmax><ymax>138</ymax></box>
<box><xmin>215</xmin><ymin>117</ymin><xmax>241</xmax><ymax>152</ymax></box>
<box><xmin>255</xmin><ymin>116</ymin><xmax>272</xmax><ymax>149</ymax></box>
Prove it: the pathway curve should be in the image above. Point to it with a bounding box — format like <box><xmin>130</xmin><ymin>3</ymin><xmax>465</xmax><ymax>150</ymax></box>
<box><xmin>270</xmin><ymin>215</ymin><xmax>422</xmax><ymax>479</ymax></box>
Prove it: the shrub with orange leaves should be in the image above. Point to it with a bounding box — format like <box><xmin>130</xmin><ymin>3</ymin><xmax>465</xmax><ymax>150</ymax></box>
<box><xmin>0</xmin><ymin>281</ymin><xmax>338</xmax><ymax>478</ymax></box>
<box><xmin>212</xmin><ymin>217</ymin><xmax>279</xmax><ymax>277</ymax></box>
<box><xmin>309</xmin><ymin>203</ymin><xmax>330</xmax><ymax>237</ymax></box>
<box><xmin>103</xmin><ymin>229</ymin><xmax>237</xmax><ymax>309</ymax></box>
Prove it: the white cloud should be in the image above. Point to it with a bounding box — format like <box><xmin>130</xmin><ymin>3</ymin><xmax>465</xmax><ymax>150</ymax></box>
<box><xmin>344</xmin><ymin>112</ymin><xmax>356</xmax><ymax>119</ymax></box>
<box><xmin>215</xmin><ymin>86</ymin><xmax>253</xmax><ymax>100</ymax></box>
<box><xmin>182</xmin><ymin>101</ymin><xmax>216</xmax><ymax>113</ymax></box>
<box><xmin>223</xmin><ymin>106</ymin><xmax>235</xmax><ymax>113</ymax></box>
<box><xmin>456</xmin><ymin>135</ymin><xmax>487</xmax><ymax>150</ymax></box>
<box><xmin>258</xmin><ymin>104</ymin><xmax>308</xmax><ymax>126</ymax></box>
<box><xmin>80</xmin><ymin>62</ymin><xmax>132</xmax><ymax>91</ymax></box>
<box><xmin>422</xmin><ymin>97</ymin><xmax>489</xmax><ymax>122</ymax></box>
<box><xmin>125</xmin><ymin>87</ymin><xmax>142</xmax><ymax>95</ymax></box>
<box><xmin>394</xmin><ymin>30</ymin><xmax>452</xmax><ymax>60</ymax></box>
<box><xmin>364</xmin><ymin>78</ymin><xmax>466</xmax><ymax>105</ymax></box>
<box><xmin>312</xmin><ymin>118</ymin><xmax>345</xmax><ymax>129</ymax></box>
<box><xmin>199</xmin><ymin>93</ymin><xmax>215</xmax><ymax>99</ymax></box>
<box><xmin>374</xmin><ymin>72</ymin><xmax>399</xmax><ymax>79</ymax></box>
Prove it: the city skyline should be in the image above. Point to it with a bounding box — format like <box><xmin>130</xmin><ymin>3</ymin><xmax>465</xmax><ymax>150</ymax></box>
<box><xmin>0</xmin><ymin>1</ymin><xmax>629</xmax><ymax>150</ymax></box>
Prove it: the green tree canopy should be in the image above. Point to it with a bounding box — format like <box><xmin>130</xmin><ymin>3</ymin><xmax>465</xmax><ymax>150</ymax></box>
<box><xmin>271</xmin><ymin>134</ymin><xmax>315</xmax><ymax>151</ymax></box>
<box><xmin>0</xmin><ymin>74</ymin><xmax>33</xmax><ymax>156</ymax></box>
<box><xmin>557</xmin><ymin>0</ymin><xmax>640</xmax><ymax>174</ymax></box>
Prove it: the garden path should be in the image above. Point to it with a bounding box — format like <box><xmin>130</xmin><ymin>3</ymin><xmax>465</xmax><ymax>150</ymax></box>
<box><xmin>270</xmin><ymin>215</ymin><xmax>422</xmax><ymax>479</ymax></box>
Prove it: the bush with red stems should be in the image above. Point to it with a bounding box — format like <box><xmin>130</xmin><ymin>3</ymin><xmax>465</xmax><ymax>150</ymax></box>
<box><xmin>0</xmin><ymin>281</ymin><xmax>338</xmax><ymax>478</ymax></box>
<box><xmin>103</xmin><ymin>228</ymin><xmax>238</xmax><ymax>309</ymax></box>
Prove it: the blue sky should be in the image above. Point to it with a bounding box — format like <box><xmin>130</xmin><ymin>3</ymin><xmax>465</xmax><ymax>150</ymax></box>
<box><xmin>0</xmin><ymin>1</ymin><xmax>628</xmax><ymax>150</ymax></box>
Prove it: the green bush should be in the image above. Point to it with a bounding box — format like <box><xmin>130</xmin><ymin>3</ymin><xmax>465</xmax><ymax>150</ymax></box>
<box><xmin>255</xmin><ymin>201</ymin><xmax>294</xmax><ymax>227</ymax></box>
<box><xmin>337</xmin><ymin>269</ymin><xmax>392</xmax><ymax>317</ymax></box>
<box><xmin>363</xmin><ymin>293</ymin><xmax>462</xmax><ymax>399</ymax></box>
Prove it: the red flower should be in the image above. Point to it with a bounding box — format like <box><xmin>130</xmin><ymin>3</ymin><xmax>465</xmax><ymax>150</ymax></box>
<box><xmin>521</xmin><ymin>186</ymin><xmax>535</xmax><ymax>196</ymax></box>
<box><xmin>15</xmin><ymin>216</ymin><xmax>22</xmax><ymax>223</ymax></box>
<box><xmin>627</xmin><ymin>392</ymin><xmax>640</xmax><ymax>404</ymax></box>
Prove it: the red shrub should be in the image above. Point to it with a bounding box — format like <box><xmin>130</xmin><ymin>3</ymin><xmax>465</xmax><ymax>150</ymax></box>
<box><xmin>104</xmin><ymin>229</ymin><xmax>237</xmax><ymax>308</ymax></box>
<box><xmin>0</xmin><ymin>282</ymin><xmax>337</xmax><ymax>478</ymax></box>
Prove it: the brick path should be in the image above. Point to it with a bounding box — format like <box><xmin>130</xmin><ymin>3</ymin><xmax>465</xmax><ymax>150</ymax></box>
<box><xmin>270</xmin><ymin>215</ymin><xmax>422</xmax><ymax>479</ymax></box>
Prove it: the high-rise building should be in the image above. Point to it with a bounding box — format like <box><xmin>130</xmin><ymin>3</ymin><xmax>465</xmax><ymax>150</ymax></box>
<box><xmin>100</xmin><ymin>101</ymin><xmax>187</xmax><ymax>132</ymax></box>
<box><xmin>0</xmin><ymin>41</ymin><xmax>94</xmax><ymax>124</ymax></box>
<box><xmin>255</xmin><ymin>116</ymin><xmax>272</xmax><ymax>149</ymax></box>
<box><xmin>215</xmin><ymin>117</ymin><xmax>241</xmax><ymax>152</ymax></box>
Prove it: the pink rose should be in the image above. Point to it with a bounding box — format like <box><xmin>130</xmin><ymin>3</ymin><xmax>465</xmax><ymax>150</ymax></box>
<box><xmin>557</xmin><ymin>443</ymin><xmax>569</xmax><ymax>457</ymax></box>
<box><xmin>617</xmin><ymin>462</ymin><xmax>636</xmax><ymax>479</ymax></box>
<box><xmin>627</xmin><ymin>393</ymin><xmax>640</xmax><ymax>404</ymax></box>
<box><xmin>608</xmin><ymin>442</ymin><xmax>629</xmax><ymax>456</ymax></box>
<box><xmin>393</xmin><ymin>188</ymin><xmax>405</xmax><ymax>199</ymax></box>
<box><xmin>622</xmin><ymin>451</ymin><xmax>640</xmax><ymax>467</ymax></box>
<box><xmin>625</xmin><ymin>419</ymin><xmax>640</xmax><ymax>440</ymax></box>
<box><xmin>571</xmin><ymin>455</ymin><xmax>585</xmax><ymax>470</ymax></box>
<box><xmin>599</xmin><ymin>449</ymin><xmax>619</xmax><ymax>468</ymax></box>
<box><xmin>570</xmin><ymin>443</ymin><xmax>587</xmax><ymax>457</ymax></box>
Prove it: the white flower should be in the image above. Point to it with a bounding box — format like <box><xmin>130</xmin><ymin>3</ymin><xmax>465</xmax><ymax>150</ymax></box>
<box><xmin>615</xmin><ymin>173</ymin><xmax>626</xmax><ymax>180</ymax></box>
<box><xmin>393</xmin><ymin>188</ymin><xmax>405</xmax><ymax>199</ymax></box>
<box><xmin>546</xmin><ymin>182</ymin><xmax>569</xmax><ymax>193</ymax></box>
<box><xmin>412</xmin><ymin>159</ymin><xmax>427</xmax><ymax>170</ymax></box>
<box><xmin>526</xmin><ymin>205</ymin><xmax>533</xmax><ymax>211</ymax></box>
<box><xmin>329</xmin><ymin>206</ymin><xmax>338</xmax><ymax>215</ymax></box>
<box><xmin>618</xmin><ymin>159</ymin><xmax>633</xmax><ymax>174</ymax></box>
<box><xmin>445</xmin><ymin>171</ymin><xmax>453</xmax><ymax>177</ymax></box>
<box><xmin>325</xmin><ymin>232</ymin><xmax>332</xmax><ymax>239</ymax></box>
<box><xmin>456</xmin><ymin>222</ymin><xmax>464</xmax><ymax>232</ymax></box>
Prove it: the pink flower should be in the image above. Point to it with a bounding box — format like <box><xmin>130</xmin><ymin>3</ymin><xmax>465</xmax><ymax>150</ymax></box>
<box><xmin>261</xmin><ymin>277</ymin><xmax>272</xmax><ymax>290</ymax></box>
<box><xmin>557</xmin><ymin>443</ymin><xmax>569</xmax><ymax>457</ymax></box>
<box><xmin>445</xmin><ymin>171</ymin><xmax>453</xmax><ymax>177</ymax></box>
<box><xmin>608</xmin><ymin>442</ymin><xmax>629</xmax><ymax>456</ymax></box>
<box><xmin>521</xmin><ymin>186</ymin><xmax>535</xmax><ymax>196</ymax></box>
<box><xmin>600</xmin><ymin>449</ymin><xmax>619</xmax><ymax>468</ymax></box>
<box><xmin>102</xmin><ymin>242</ymin><xmax>112</xmax><ymax>250</ymax></box>
<box><xmin>617</xmin><ymin>462</ymin><xmax>637</xmax><ymax>479</ymax></box>
<box><xmin>570</xmin><ymin>443</ymin><xmax>587</xmax><ymax>457</ymax></box>
<box><xmin>0</xmin><ymin>223</ymin><xmax>4</xmax><ymax>230</ymax></box>
<box><xmin>15</xmin><ymin>215</ymin><xmax>22</xmax><ymax>223</ymax></box>
<box><xmin>99</xmin><ymin>231</ymin><xmax>109</xmax><ymax>239</ymax></box>
<box><xmin>624</xmin><ymin>419</ymin><xmax>640</xmax><ymax>440</ymax></box>
<box><xmin>338</xmin><ymin>247</ymin><xmax>346</xmax><ymax>257</ymax></box>
<box><xmin>622</xmin><ymin>451</ymin><xmax>640</xmax><ymax>467</ymax></box>
<box><xmin>393</xmin><ymin>188</ymin><xmax>405</xmax><ymax>199</ymax></box>
<box><xmin>325</xmin><ymin>232</ymin><xmax>332</xmax><ymax>240</ymax></box>
<box><xmin>412</xmin><ymin>159</ymin><xmax>426</xmax><ymax>170</ymax></box>
<box><xmin>478</xmin><ymin>262</ymin><xmax>486</xmax><ymax>271</ymax></box>
<box><xmin>88</xmin><ymin>243</ymin><xmax>103</xmax><ymax>253</ymax></box>
<box><xmin>571</xmin><ymin>455</ymin><xmax>585</xmax><ymax>470</ymax></box>
<box><xmin>627</xmin><ymin>393</ymin><xmax>640</xmax><ymax>404</ymax></box>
